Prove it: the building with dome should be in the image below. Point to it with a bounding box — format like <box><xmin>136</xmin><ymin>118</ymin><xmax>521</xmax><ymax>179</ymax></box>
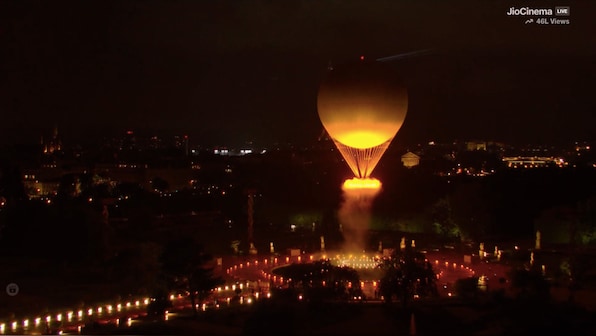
<box><xmin>401</xmin><ymin>151</ymin><xmax>420</xmax><ymax>168</ymax></box>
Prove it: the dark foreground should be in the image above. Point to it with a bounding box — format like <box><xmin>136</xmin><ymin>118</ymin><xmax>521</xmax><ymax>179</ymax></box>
<box><xmin>78</xmin><ymin>297</ymin><xmax>595</xmax><ymax>336</ymax></box>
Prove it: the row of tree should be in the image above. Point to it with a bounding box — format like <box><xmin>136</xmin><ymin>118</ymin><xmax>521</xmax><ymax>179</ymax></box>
<box><xmin>372</xmin><ymin>167</ymin><xmax>596</xmax><ymax>244</ymax></box>
<box><xmin>3</xmin><ymin>151</ymin><xmax>596</xmax><ymax>255</ymax></box>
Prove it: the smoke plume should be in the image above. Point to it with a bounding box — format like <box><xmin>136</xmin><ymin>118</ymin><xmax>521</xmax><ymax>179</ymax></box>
<box><xmin>339</xmin><ymin>181</ymin><xmax>381</xmax><ymax>253</ymax></box>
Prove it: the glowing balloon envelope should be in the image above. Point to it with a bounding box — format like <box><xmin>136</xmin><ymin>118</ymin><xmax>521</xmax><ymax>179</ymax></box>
<box><xmin>317</xmin><ymin>61</ymin><xmax>408</xmax><ymax>178</ymax></box>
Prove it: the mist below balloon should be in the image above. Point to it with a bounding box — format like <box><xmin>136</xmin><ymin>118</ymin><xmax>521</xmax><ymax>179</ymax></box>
<box><xmin>338</xmin><ymin>178</ymin><xmax>382</xmax><ymax>253</ymax></box>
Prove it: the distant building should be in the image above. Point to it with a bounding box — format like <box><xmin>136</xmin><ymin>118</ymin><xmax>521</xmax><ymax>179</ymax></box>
<box><xmin>42</xmin><ymin>126</ymin><xmax>62</xmax><ymax>155</ymax></box>
<box><xmin>574</xmin><ymin>141</ymin><xmax>591</xmax><ymax>152</ymax></box>
<box><xmin>466</xmin><ymin>140</ymin><xmax>486</xmax><ymax>151</ymax></box>
<box><xmin>213</xmin><ymin>148</ymin><xmax>257</xmax><ymax>156</ymax></box>
<box><xmin>502</xmin><ymin>156</ymin><xmax>567</xmax><ymax>168</ymax></box>
<box><xmin>401</xmin><ymin>151</ymin><xmax>420</xmax><ymax>168</ymax></box>
<box><xmin>22</xmin><ymin>168</ymin><xmax>61</xmax><ymax>198</ymax></box>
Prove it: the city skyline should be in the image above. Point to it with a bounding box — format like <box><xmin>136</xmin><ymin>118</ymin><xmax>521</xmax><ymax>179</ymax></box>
<box><xmin>27</xmin><ymin>125</ymin><xmax>596</xmax><ymax>150</ymax></box>
<box><xmin>1</xmin><ymin>1</ymin><xmax>595</xmax><ymax>147</ymax></box>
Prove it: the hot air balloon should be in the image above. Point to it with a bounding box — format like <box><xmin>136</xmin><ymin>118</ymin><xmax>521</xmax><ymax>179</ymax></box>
<box><xmin>317</xmin><ymin>61</ymin><xmax>408</xmax><ymax>182</ymax></box>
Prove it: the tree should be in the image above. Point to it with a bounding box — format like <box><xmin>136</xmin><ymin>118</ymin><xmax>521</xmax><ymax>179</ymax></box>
<box><xmin>449</xmin><ymin>182</ymin><xmax>492</xmax><ymax>241</ymax></box>
<box><xmin>454</xmin><ymin>277</ymin><xmax>481</xmax><ymax>300</ymax></box>
<box><xmin>271</xmin><ymin>261</ymin><xmax>362</xmax><ymax>301</ymax></box>
<box><xmin>428</xmin><ymin>180</ymin><xmax>498</xmax><ymax>243</ymax></box>
<box><xmin>111</xmin><ymin>242</ymin><xmax>163</xmax><ymax>297</ymax></box>
<box><xmin>534</xmin><ymin>205</ymin><xmax>576</xmax><ymax>245</ymax></box>
<box><xmin>560</xmin><ymin>253</ymin><xmax>591</xmax><ymax>302</ymax></box>
<box><xmin>378</xmin><ymin>242</ymin><xmax>438</xmax><ymax>307</ymax></box>
<box><xmin>0</xmin><ymin>159</ymin><xmax>27</xmax><ymax>203</ymax></box>
<box><xmin>0</xmin><ymin>199</ymin><xmax>51</xmax><ymax>256</ymax></box>
<box><xmin>161</xmin><ymin>238</ymin><xmax>224</xmax><ymax>316</ymax></box>
<box><xmin>508</xmin><ymin>268</ymin><xmax>550</xmax><ymax>302</ymax></box>
<box><xmin>576</xmin><ymin>197</ymin><xmax>596</xmax><ymax>245</ymax></box>
<box><xmin>0</xmin><ymin>197</ymin><xmax>105</xmax><ymax>263</ymax></box>
<box><xmin>428</xmin><ymin>197</ymin><xmax>460</xmax><ymax>241</ymax></box>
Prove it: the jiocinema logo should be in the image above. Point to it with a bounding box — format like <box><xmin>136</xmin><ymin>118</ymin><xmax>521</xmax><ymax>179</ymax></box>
<box><xmin>506</xmin><ymin>7</ymin><xmax>553</xmax><ymax>16</ymax></box>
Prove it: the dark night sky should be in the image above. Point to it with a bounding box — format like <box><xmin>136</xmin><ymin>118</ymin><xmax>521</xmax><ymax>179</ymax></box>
<box><xmin>1</xmin><ymin>0</ymin><xmax>595</xmax><ymax>147</ymax></box>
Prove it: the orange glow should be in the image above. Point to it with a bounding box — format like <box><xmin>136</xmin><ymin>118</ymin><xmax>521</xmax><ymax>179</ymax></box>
<box><xmin>317</xmin><ymin>61</ymin><xmax>408</xmax><ymax>178</ymax></box>
<box><xmin>343</xmin><ymin>178</ymin><xmax>381</xmax><ymax>190</ymax></box>
<box><xmin>317</xmin><ymin>62</ymin><xmax>407</xmax><ymax>149</ymax></box>
<box><xmin>322</xmin><ymin>122</ymin><xmax>401</xmax><ymax>150</ymax></box>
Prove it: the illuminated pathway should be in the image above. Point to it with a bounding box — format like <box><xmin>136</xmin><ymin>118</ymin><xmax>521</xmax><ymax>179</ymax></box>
<box><xmin>0</xmin><ymin>252</ymin><xmax>507</xmax><ymax>334</ymax></box>
<box><xmin>224</xmin><ymin>251</ymin><xmax>502</xmax><ymax>300</ymax></box>
<box><xmin>0</xmin><ymin>297</ymin><xmax>158</xmax><ymax>335</ymax></box>
<box><xmin>0</xmin><ymin>286</ymin><xmax>262</xmax><ymax>335</ymax></box>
